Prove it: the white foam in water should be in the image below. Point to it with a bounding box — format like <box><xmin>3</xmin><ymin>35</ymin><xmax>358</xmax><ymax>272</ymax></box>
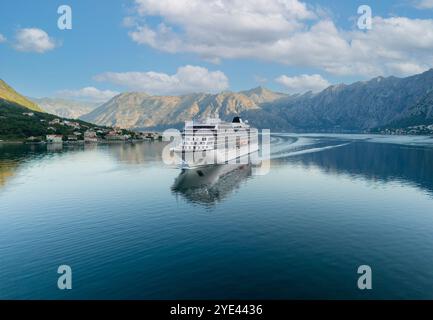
<box><xmin>269</xmin><ymin>134</ymin><xmax>352</xmax><ymax>159</ymax></box>
<box><xmin>271</xmin><ymin>143</ymin><xmax>351</xmax><ymax>159</ymax></box>
<box><xmin>272</xmin><ymin>133</ymin><xmax>433</xmax><ymax>147</ymax></box>
<box><xmin>270</xmin><ymin>137</ymin><xmax>310</xmax><ymax>156</ymax></box>
<box><xmin>267</xmin><ymin>133</ymin><xmax>433</xmax><ymax>161</ymax></box>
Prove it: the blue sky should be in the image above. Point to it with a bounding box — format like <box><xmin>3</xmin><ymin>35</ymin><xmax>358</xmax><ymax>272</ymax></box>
<box><xmin>0</xmin><ymin>0</ymin><xmax>433</xmax><ymax>101</ymax></box>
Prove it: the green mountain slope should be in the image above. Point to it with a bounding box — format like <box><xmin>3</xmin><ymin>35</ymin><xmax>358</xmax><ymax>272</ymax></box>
<box><xmin>0</xmin><ymin>79</ymin><xmax>43</xmax><ymax>112</ymax></box>
<box><xmin>0</xmin><ymin>98</ymin><xmax>107</xmax><ymax>141</ymax></box>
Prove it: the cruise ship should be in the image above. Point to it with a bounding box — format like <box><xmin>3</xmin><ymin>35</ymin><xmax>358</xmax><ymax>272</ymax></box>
<box><xmin>171</xmin><ymin>116</ymin><xmax>259</xmax><ymax>168</ymax></box>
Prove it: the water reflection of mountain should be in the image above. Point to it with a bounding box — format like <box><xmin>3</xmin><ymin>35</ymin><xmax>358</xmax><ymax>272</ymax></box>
<box><xmin>0</xmin><ymin>144</ymin><xmax>41</xmax><ymax>189</ymax></box>
<box><xmin>282</xmin><ymin>141</ymin><xmax>433</xmax><ymax>194</ymax></box>
<box><xmin>172</xmin><ymin>164</ymin><xmax>253</xmax><ymax>205</ymax></box>
<box><xmin>0</xmin><ymin>160</ymin><xmax>18</xmax><ymax>188</ymax></box>
<box><xmin>0</xmin><ymin>143</ymin><xmax>68</xmax><ymax>190</ymax></box>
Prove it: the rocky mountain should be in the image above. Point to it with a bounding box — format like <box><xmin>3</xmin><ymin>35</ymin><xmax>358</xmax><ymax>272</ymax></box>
<box><xmin>262</xmin><ymin>69</ymin><xmax>433</xmax><ymax>132</ymax></box>
<box><xmin>387</xmin><ymin>89</ymin><xmax>433</xmax><ymax>128</ymax></box>
<box><xmin>239</xmin><ymin>86</ymin><xmax>287</xmax><ymax>104</ymax></box>
<box><xmin>80</xmin><ymin>69</ymin><xmax>433</xmax><ymax>132</ymax></box>
<box><xmin>31</xmin><ymin>97</ymin><xmax>100</xmax><ymax>119</ymax></box>
<box><xmin>81</xmin><ymin>90</ymin><xmax>267</xmax><ymax>130</ymax></box>
<box><xmin>0</xmin><ymin>79</ymin><xmax>43</xmax><ymax>112</ymax></box>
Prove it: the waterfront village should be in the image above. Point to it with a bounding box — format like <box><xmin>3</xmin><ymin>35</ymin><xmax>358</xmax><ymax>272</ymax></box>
<box><xmin>24</xmin><ymin>115</ymin><xmax>162</xmax><ymax>144</ymax></box>
<box><xmin>374</xmin><ymin>124</ymin><xmax>433</xmax><ymax>135</ymax></box>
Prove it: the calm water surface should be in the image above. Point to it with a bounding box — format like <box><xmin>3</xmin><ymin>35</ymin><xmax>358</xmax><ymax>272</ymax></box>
<box><xmin>1</xmin><ymin>134</ymin><xmax>433</xmax><ymax>299</ymax></box>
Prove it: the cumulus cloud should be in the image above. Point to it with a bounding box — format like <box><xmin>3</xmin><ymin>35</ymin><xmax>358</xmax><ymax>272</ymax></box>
<box><xmin>129</xmin><ymin>0</ymin><xmax>316</xmax><ymax>58</ymax></box>
<box><xmin>126</xmin><ymin>0</ymin><xmax>433</xmax><ymax>77</ymax></box>
<box><xmin>275</xmin><ymin>74</ymin><xmax>330</xmax><ymax>93</ymax></box>
<box><xmin>415</xmin><ymin>0</ymin><xmax>433</xmax><ymax>9</ymax></box>
<box><xmin>0</xmin><ymin>33</ymin><xmax>6</xmax><ymax>43</ymax></box>
<box><xmin>57</xmin><ymin>87</ymin><xmax>119</xmax><ymax>102</ymax></box>
<box><xmin>94</xmin><ymin>65</ymin><xmax>229</xmax><ymax>95</ymax></box>
<box><xmin>13</xmin><ymin>28</ymin><xmax>57</xmax><ymax>53</ymax></box>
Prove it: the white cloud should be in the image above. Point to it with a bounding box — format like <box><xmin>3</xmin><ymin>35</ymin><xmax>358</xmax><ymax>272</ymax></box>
<box><xmin>275</xmin><ymin>74</ymin><xmax>330</xmax><ymax>93</ymax></box>
<box><xmin>127</xmin><ymin>0</ymin><xmax>433</xmax><ymax>78</ymax></box>
<box><xmin>345</xmin><ymin>17</ymin><xmax>433</xmax><ymax>76</ymax></box>
<box><xmin>14</xmin><ymin>28</ymin><xmax>57</xmax><ymax>53</ymax></box>
<box><xmin>134</xmin><ymin>0</ymin><xmax>315</xmax><ymax>38</ymax></box>
<box><xmin>94</xmin><ymin>65</ymin><xmax>229</xmax><ymax>95</ymax></box>
<box><xmin>57</xmin><ymin>87</ymin><xmax>119</xmax><ymax>102</ymax></box>
<box><xmin>0</xmin><ymin>33</ymin><xmax>6</xmax><ymax>43</ymax></box>
<box><xmin>415</xmin><ymin>0</ymin><xmax>433</xmax><ymax>9</ymax></box>
<box><xmin>129</xmin><ymin>0</ymin><xmax>316</xmax><ymax>58</ymax></box>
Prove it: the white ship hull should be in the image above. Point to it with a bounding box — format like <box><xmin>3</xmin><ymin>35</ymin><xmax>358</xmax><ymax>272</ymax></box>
<box><xmin>174</xmin><ymin>143</ymin><xmax>259</xmax><ymax>168</ymax></box>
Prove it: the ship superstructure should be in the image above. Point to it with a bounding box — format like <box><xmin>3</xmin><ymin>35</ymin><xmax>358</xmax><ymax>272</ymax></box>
<box><xmin>172</xmin><ymin>116</ymin><xmax>259</xmax><ymax>167</ymax></box>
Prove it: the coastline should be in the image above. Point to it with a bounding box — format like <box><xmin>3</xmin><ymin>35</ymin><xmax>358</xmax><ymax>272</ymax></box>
<box><xmin>0</xmin><ymin>137</ymin><xmax>163</xmax><ymax>145</ymax></box>
<box><xmin>2</xmin><ymin>132</ymin><xmax>433</xmax><ymax>146</ymax></box>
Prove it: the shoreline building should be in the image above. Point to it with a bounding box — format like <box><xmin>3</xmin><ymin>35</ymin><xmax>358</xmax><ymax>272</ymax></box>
<box><xmin>46</xmin><ymin>134</ymin><xmax>63</xmax><ymax>143</ymax></box>
<box><xmin>84</xmin><ymin>130</ymin><xmax>98</xmax><ymax>143</ymax></box>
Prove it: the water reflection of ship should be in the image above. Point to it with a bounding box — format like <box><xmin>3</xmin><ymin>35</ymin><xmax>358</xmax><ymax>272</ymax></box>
<box><xmin>172</xmin><ymin>164</ymin><xmax>253</xmax><ymax>205</ymax></box>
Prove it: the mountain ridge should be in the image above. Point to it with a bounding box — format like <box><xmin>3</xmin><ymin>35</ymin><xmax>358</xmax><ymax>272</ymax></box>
<box><xmin>246</xmin><ymin>68</ymin><xmax>433</xmax><ymax>132</ymax></box>
<box><xmin>30</xmin><ymin>97</ymin><xmax>101</xmax><ymax>119</ymax></box>
<box><xmin>77</xmin><ymin>69</ymin><xmax>433</xmax><ymax>132</ymax></box>
<box><xmin>80</xmin><ymin>90</ymin><xmax>269</xmax><ymax>129</ymax></box>
<box><xmin>0</xmin><ymin>79</ymin><xmax>43</xmax><ymax>112</ymax></box>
